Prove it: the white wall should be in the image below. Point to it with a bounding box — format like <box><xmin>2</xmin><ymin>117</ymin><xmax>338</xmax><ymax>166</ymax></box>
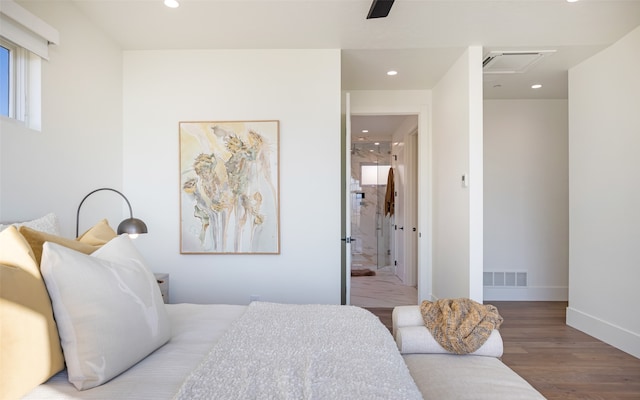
<box><xmin>567</xmin><ymin>26</ymin><xmax>640</xmax><ymax>358</ymax></box>
<box><xmin>484</xmin><ymin>100</ymin><xmax>568</xmax><ymax>301</ymax></box>
<box><xmin>431</xmin><ymin>47</ymin><xmax>484</xmax><ymax>302</ymax></box>
<box><xmin>348</xmin><ymin>90</ymin><xmax>431</xmax><ymax>301</ymax></box>
<box><xmin>0</xmin><ymin>1</ymin><xmax>123</xmax><ymax>234</ymax></box>
<box><xmin>123</xmin><ymin>49</ymin><xmax>342</xmax><ymax>305</ymax></box>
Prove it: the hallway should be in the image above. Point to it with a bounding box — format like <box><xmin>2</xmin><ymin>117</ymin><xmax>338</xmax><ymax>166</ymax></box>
<box><xmin>350</xmin><ymin>267</ymin><xmax>417</xmax><ymax>308</ymax></box>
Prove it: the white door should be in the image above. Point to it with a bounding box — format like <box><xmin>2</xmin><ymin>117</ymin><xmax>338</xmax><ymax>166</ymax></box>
<box><xmin>394</xmin><ymin>137</ymin><xmax>406</xmax><ymax>282</ymax></box>
<box><xmin>343</xmin><ymin>92</ymin><xmax>352</xmax><ymax>305</ymax></box>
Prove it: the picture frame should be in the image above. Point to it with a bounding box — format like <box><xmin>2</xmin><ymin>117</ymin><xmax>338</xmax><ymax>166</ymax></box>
<box><xmin>179</xmin><ymin>120</ymin><xmax>280</xmax><ymax>254</ymax></box>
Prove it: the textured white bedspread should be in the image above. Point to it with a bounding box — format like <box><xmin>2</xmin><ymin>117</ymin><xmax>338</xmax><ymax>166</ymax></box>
<box><xmin>175</xmin><ymin>302</ymin><xmax>423</xmax><ymax>400</ymax></box>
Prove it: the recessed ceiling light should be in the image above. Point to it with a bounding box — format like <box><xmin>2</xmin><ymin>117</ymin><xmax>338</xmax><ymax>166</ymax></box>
<box><xmin>374</xmin><ymin>142</ymin><xmax>380</xmax><ymax>146</ymax></box>
<box><xmin>531</xmin><ymin>84</ymin><xmax>542</xmax><ymax>89</ymax></box>
<box><xmin>566</xmin><ymin>0</ymin><xmax>579</xmax><ymax>3</ymax></box>
<box><xmin>164</xmin><ymin>0</ymin><xmax>179</xmax><ymax>8</ymax></box>
<box><xmin>387</xmin><ymin>70</ymin><xmax>398</xmax><ymax>76</ymax></box>
<box><xmin>362</xmin><ymin>129</ymin><xmax>369</xmax><ymax>133</ymax></box>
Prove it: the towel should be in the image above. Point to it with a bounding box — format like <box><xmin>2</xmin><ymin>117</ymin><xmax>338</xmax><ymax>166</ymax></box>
<box><xmin>395</xmin><ymin>326</ymin><xmax>503</xmax><ymax>357</ymax></box>
<box><xmin>420</xmin><ymin>298</ymin><xmax>503</xmax><ymax>354</ymax></box>
<box><xmin>384</xmin><ymin>167</ymin><xmax>394</xmax><ymax>216</ymax></box>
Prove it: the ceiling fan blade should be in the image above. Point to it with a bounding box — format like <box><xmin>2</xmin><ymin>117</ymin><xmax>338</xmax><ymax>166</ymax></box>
<box><xmin>366</xmin><ymin>0</ymin><xmax>395</xmax><ymax>19</ymax></box>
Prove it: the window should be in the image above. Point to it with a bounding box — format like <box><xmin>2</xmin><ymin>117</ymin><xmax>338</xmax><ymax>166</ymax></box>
<box><xmin>1</xmin><ymin>0</ymin><xmax>59</xmax><ymax>130</ymax></box>
<box><xmin>361</xmin><ymin>164</ymin><xmax>391</xmax><ymax>186</ymax></box>
<box><xmin>0</xmin><ymin>37</ymin><xmax>39</xmax><ymax>128</ymax></box>
<box><xmin>0</xmin><ymin>41</ymin><xmax>9</xmax><ymax>117</ymax></box>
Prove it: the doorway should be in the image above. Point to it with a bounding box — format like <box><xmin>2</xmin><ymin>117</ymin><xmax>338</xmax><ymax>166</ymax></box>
<box><xmin>349</xmin><ymin>114</ymin><xmax>418</xmax><ymax>308</ymax></box>
<box><xmin>350</xmin><ymin>140</ymin><xmax>393</xmax><ymax>272</ymax></box>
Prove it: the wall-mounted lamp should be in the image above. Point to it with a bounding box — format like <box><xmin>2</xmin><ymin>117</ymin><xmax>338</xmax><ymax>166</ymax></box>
<box><xmin>76</xmin><ymin>188</ymin><xmax>148</xmax><ymax>238</ymax></box>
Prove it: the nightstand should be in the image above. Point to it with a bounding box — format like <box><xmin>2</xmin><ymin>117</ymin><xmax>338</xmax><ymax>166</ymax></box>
<box><xmin>154</xmin><ymin>273</ymin><xmax>169</xmax><ymax>304</ymax></box>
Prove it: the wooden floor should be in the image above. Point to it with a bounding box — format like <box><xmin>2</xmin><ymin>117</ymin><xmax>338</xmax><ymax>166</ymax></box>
<box><xmin>366</xmin><ymin>302</ymin><xmax>640</xmax><ymax>400</ymax></box>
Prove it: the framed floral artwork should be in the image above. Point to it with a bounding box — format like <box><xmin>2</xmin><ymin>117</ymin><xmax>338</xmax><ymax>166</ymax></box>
<box><xmin>179</xmin><ymin>120</ymin><xmax>280</xmax><ymax>254</ymax></box>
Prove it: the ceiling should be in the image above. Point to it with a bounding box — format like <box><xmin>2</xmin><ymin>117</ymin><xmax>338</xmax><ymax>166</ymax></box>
<box><xmin>351</xmin><ymin>114</ymin><xmax>418</xmax><ymax>143</ymax></box>
<box><xmin>59</xmin><ymin>0</ymin><xmax>640</xmax><ymax>139</ymax></box>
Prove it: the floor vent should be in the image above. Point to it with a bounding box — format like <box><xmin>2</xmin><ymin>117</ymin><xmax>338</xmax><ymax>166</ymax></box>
<box><xmin>484</xmin><ymin>271</ymin><xmax>527</xmax><ymax>287</ymax></box>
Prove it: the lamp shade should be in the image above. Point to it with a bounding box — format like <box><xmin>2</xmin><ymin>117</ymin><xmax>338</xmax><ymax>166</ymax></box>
<box><xmin>117</xmin><ymin>217</ymin><xmax>148</xmax><ymax>235</ymax></box>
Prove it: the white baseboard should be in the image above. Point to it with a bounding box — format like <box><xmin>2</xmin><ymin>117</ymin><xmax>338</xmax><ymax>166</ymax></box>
<box><xmin>483</xmin><ymin>286</ymin><xmax>568</xmax><ymax>301</ymax></box>
<box><xmin>566</xmin><ymin>307</ymin><xmax>640</xmax><ymax>359</ymax></box>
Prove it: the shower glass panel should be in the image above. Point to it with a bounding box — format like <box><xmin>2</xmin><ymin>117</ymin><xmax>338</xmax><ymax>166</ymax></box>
<box><xmin>350</xmin><ymin>141</ymin><xmax>393</xmax><ymax>270</ymax></box>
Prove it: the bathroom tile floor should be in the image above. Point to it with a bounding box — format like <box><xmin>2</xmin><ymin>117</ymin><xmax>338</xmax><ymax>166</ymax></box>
<box><xmin>350</xmin><ymin>266</ymin><xmax>418</xmax><ymax>308</ymax></box>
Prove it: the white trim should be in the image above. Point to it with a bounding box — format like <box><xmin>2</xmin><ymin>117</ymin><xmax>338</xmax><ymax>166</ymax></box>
<box><xmin>567</xmin><ymin>307</ymin><xmax>640</xmax><ymax>359</ymax></box>
<box><xmin>0</xmin><ymin>0</ymin><xmax>59</xmax><ymax>59</ymax></box>
<box><xmin>483</xmin><ymin>286</ymin><xmax>568</xmax><ymax>301</ymax></box>
<box><xmin>26</xmin><ymin>51</ymin><xmax>41</xmax><ymax>130</ymax></box>
<box><xmin>468</xmin><ymin>45</ymin><xmax>484</xmax><ymax>302</ymax></box>
<box><xmin>420</xmin><ymin>96</ymin><xmax>432</xmax><ymax>303</ymax></box>
<box><xmin>14</xmin><ymin>46</ymin><xmax>26</xmax><ymax>121</ymax></box>
<box><xmin>403</xmin><ymin>129</ymin><xmax>418</xmax><ymax>287</ymax></box>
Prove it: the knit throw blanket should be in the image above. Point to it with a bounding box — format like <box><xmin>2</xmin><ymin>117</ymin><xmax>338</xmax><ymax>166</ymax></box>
<box><xmin>420</xmin><ymin>298</ymin><xmax>503</xmax><ymax>354</ymax></box>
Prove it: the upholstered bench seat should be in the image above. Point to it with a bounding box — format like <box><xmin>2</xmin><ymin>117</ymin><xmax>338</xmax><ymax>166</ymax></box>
<box><xmin>403</xmin><ymin>353</ymin><xmax>545</xmax><ymax>399</ymax></box>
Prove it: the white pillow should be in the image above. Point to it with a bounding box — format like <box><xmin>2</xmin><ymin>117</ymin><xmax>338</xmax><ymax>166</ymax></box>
<box><xmin>395</xmin><ymin>326</ymin><xmax>504</xmax><ymax>357</ymax></box>
<box><xmin>40</xmin><ymin>235</ymin><xmax>171</xmax><ymax>390</ymax></box>
<box><xmin>0</xmin><ymin>212</ymin><xmax>60</xmax><ymax>235</ymax></box>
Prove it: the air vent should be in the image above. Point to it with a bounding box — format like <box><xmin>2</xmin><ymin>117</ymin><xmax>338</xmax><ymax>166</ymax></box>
<box><xmin>367</xmin><ymin>0</ymin><xmax>395</xmax><ymax>19</ymax></box>
<box><xmin>483</xmin><ymin>271</ymin><xmax>528</xmax><ymax>287</ymax></box>
<box><xmin>483</xmin><ymin>50</ymin><xmax>555</xmax><ymax>74</ymax></box>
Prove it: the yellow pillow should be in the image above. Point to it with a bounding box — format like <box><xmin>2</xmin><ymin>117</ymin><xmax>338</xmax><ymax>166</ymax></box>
<box><xmin>19</xmin><ymin>226</ymin><xmax>104</xmax><ymax>265</ymax></box>
<box><xmin>0</xmin><ymin>226</ymin><xmax>65</xmax><ymax>399</ymax></box>
<box><xmin>77</xmin><ymin>218</ymin><xmax>118</xmax><ymax>246</ymax></box>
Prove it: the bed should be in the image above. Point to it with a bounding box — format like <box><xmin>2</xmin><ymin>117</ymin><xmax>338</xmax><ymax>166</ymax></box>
<box><xmin>1</xmin><ymin>217</ymin><xmax>422</xmax><ymax>400</ymax></box>
<box><xmin>23</xmin><ymin>302</ymin><xmax>423</xmax><ymax>400</ymax></box>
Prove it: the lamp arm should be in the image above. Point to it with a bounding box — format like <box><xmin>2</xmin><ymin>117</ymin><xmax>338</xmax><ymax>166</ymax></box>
<box><xmin>75</xmin><ymin>188</ymin><xmax>134</xmax><ymax>237</ymax></box>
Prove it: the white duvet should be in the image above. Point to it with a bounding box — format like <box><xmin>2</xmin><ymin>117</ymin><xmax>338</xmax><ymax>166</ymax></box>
<box><xmin>23</xmin><ymin>304</ymin><xmax>247</xmax><ymax>399</ymax></box>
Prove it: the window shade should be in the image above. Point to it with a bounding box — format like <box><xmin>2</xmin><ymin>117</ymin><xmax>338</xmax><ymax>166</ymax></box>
<box><xmin>0</xmin><ymin>0</ymin><xmax>59</xmax><ymax>59</ymax></box>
